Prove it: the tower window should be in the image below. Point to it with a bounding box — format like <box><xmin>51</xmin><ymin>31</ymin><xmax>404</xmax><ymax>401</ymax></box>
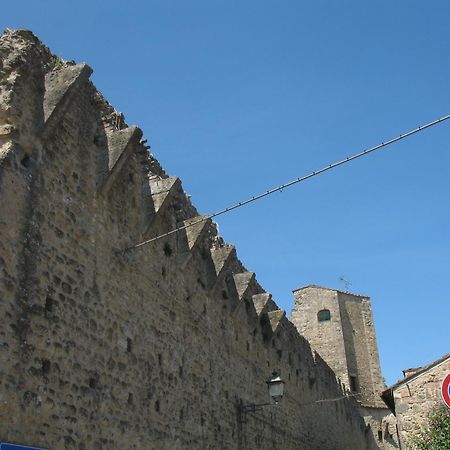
<box><xmin>349</xmin><ymin>375</ymin><xmax>358</xmax><ymax>392</ymax></box>
<box><xmin>317</xmin><ymin>309</ymin><xmax>331</xmax><ymax>322</ymax></box>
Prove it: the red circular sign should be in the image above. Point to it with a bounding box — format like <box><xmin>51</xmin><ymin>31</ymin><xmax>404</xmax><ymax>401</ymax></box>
<box><xmin>442</xmin><ymin>373</ymin><xmax>450</xmax><ymax>408</ymax></box>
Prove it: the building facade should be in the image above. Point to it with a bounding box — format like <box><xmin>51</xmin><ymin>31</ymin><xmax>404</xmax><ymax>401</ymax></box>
<box><xmin>381</xmin><ymin>353</ymin><xmax>450</xmax><ymax>448</ymax></box>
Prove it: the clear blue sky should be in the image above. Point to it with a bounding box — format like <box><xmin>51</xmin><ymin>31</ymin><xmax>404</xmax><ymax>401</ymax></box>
<box><xmin>3</xmin><ymin>1</ymin><xmax>449</xmax><ymax>386</ymax></box>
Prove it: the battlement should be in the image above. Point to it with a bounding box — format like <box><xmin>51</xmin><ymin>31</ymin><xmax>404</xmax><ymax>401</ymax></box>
<box><xmin>0</xmin><ymin>30</ymin><xmax>379</xmax><ymax>450</ymax></box>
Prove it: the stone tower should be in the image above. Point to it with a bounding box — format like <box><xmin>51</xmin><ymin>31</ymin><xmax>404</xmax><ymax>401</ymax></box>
<box><xmin>291</xmin><ymin>285</ymin><xmax>385</xmax><ymax>407</ymax></box>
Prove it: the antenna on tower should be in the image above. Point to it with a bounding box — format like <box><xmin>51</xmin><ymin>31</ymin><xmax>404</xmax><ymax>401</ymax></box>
<box><xmin>339</xmin><ymin>276</ymin><xmax>352</xmax><ymax>291</ymax></box>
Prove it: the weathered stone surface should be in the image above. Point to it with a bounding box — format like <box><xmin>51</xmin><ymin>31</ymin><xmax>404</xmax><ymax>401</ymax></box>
<box><xmin>98</xmin><ymin>126</ymin><xmax>143</xmax><ymax>194</ymax></box>
<box><xmin>43</xmin><ymin>64</ymin><xmax>93</xmax><ymax>126</ymax></box>
<box><xmin>0</xmin><ymin>29</ymin><xmax>379</xmax><ymax>450</ymax></box>
<box><xmin>233</xmin><ymin>271</ymin><xmax>255</xmax><ymax>298</ymax></box>
<box><xmin>291</xmin><ymin>286</ymin><xmax>398</xmax><ymax>449</ymax></box>
<box><xmin>252</xmin><ymin>293</ymin><xmax>277</xmax><ymax>317</ymax></box>
<box><xmin>209</xmin><ymin>244</ymin><xmax>236</xmax><ymax>277</ymax></box>
<box><xmin>183</xmin><ymin>215</ymin><xmax>210</xmax><ymax>252</ymax></box>
<box><xmin>267</xmin><ymin>309</ymin><xmax>286</xmax><ymax>333</ymax></box>
<box><xmin>381</xmin><ymin>354</ymin><xmax>450</xmax><ymax>448</ymax></box>
<box><xmin>149</xmin><ymin>176</ymin><xmax>180</xmax><ymax>213</ymax></box>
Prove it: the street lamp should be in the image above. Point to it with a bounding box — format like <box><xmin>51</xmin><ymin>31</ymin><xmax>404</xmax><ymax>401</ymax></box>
<box><xmin>239</xmin><ymin>371</ymin><xmax>285</xmax><ymax>414</ymax></box>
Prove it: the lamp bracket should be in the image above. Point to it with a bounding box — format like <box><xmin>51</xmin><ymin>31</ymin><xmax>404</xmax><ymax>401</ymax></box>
<box><xmin>239</xmin><ymin>402</ymin><xmax>275</xmax><ymax>414</ymax></box>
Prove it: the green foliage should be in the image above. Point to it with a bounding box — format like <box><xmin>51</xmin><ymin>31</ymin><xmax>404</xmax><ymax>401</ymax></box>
<box><xmin>411</xmin><ymin>405</ymin><xmax>450</xmax><ymax>449</ymax></box>
<box><xmin>51</xmin><ymin>55</ymin><xmax>63</xmax><ymax>69</ymax></box>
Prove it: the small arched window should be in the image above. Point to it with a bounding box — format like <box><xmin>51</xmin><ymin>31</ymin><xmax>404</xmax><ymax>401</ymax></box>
<box><xmin>317</xmin><ymin>309</ymin><xmax>331</xmax><ymax>322</ymax></box>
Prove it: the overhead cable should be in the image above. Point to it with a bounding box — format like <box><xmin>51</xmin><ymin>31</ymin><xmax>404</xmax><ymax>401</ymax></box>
<box><xmin>125</xmin><ymin>113</ymin><xmax>450</xmax><ymax>252</ymax></box>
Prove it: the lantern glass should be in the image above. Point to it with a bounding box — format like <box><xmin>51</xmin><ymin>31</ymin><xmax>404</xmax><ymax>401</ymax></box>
<box><xmin>267</xmin><ymin>372</ymin><xmax>285</xmax><ymax>403</ymax></box>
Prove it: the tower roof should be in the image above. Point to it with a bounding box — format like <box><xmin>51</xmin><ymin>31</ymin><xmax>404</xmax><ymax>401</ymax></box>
<box><xmin>292</xmin><ymin>284</ymin><xmax>369</xmax><ymax>299</ymax></box>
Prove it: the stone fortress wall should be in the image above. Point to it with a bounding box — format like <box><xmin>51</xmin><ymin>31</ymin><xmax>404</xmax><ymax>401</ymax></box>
<box><xmin>0</xmin><ymin>30</ymin><xmax>379</xmax><ymax>450</ymax></box>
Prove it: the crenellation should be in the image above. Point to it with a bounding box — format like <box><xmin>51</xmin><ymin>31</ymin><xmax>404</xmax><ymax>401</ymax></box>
<box><xmin>209</xmin><ymin>243</ymin><xmax>236</xmax><ymax>277</ymax></box>
<box><xmin>180</xmin><ymin>215</ymin><xmax>210</xmax><ymax>252</ymax></box>
<box><xmin>232</xmin><ymin>271</ymin><xmax>256</xmax><ymax>298</ymax></box>
<box><xmin>267</xmin><ymin>309</ymin><xmax>286</xmax><ymax>334</ymax></box>
<box><xmin>148</xmin><ymin>175</ymin><xmax>181</xmax><ymax>213</ymax></box>
<box><xmin>98</xmin><ymin>126</ymin><xmax>142</xmax><ymax>191</ymax></box>
<box><xmin>252</xmin><ymin>292</ymin><xmax>277</xmax><ymax>317</ymax></box>
<box><xmin>43</xmin><ymin>64</ymin><xmax>93</xmax><ymax>127</ymax></box>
